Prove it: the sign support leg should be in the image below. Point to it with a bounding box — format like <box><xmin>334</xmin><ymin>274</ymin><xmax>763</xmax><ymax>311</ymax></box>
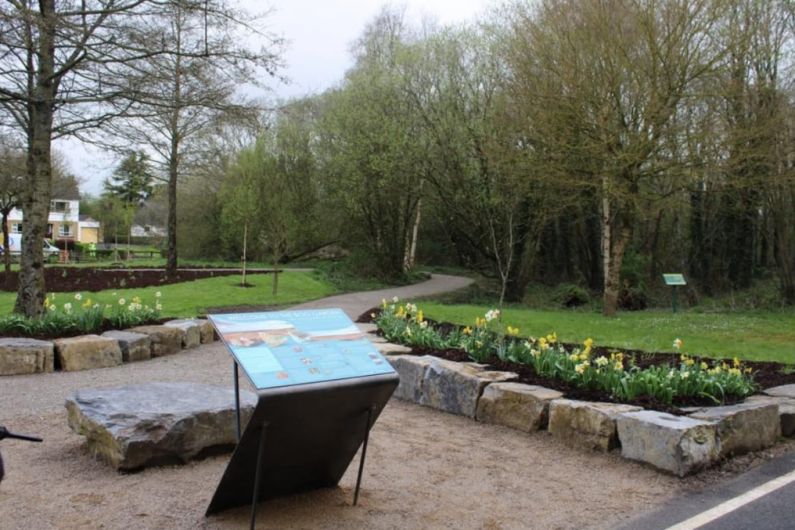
<box><xmin>250</xmin><ymin>423</ymin><xmax>269</xmax><ymax>530</ymax></box>
<box><xmin>233</xmin><ymin>361</ymin><xmax>241</xmax><ymax>442</ymax></box>
<box><xmin>353</xmin><ymin>406</ymin><xmax>375</xmax><ymax>506</ymax></box>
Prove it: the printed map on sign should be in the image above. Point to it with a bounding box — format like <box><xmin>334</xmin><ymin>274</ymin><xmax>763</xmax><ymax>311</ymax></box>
<box><xmin>209</xmin><ymin>308</ymin><xmax>395</xmax><ymax>390</ymax></box>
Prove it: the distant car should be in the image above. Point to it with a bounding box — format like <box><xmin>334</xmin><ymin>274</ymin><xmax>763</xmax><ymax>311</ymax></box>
<box><xmin>1</xmin><ymin>234</ymin><xmax>61</xmax><ymax>257</ymax></box>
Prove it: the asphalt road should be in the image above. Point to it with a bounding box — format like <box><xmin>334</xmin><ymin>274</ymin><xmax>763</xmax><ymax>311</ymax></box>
<box><xmin>620</xmin><ymin>451</ymin><xmax>795</xmax><ymax>529</ymax></box>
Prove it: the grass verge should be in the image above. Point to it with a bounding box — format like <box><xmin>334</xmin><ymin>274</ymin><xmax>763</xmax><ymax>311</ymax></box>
<box><xmin>0</xmin><ymin>271</ymin><xmax>336</xmax><ymax>318</ymax></box>
<box><xmin>419</xmin><ymin>302</ymin><xmax>795</xmax><ymax>364</ymax></box>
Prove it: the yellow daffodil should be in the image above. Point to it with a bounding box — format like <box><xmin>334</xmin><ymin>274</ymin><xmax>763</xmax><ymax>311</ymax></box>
<box><xmin>416</xmin><ymin>310</ymin><xmax>424</xmax><ymax>323</ymax></box>
<box><xmin>733</xmin><ymin>357</ymin><xmax>741</xmax><ymax>368</ymax></box>
<box><xmin>583</xmin><ymin>338</ymin><xmax>594</xmax><ymax>349</ymax></box>
<box><xmin>506</xmin><ymin>326</ymin><xmax>519</xmax><ymax>336</ymax></box>
<box><xmin>673</xmin><ymin>338</ymin><xmax>683</xmax><ymax>349</ymax></box>
<box><xmin>700</xmin><ymin>362</ymin><xmax>708</xmax><ymax>370</ymax></box>
<box><xmin>463</xmin><ymin>326</ymin><xmax>473</xmax><ymax>335</ymax></box>
<box><xmin>547</xmin><ymin>332</ymin><xmax>557</xmax><ymax>344</ymax></box>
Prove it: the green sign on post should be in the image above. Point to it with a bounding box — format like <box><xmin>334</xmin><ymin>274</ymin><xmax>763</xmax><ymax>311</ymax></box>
<box><xmin>662</xmin><ymin>273</ymin><xmax>687</xmax><ymax>312</ymax></box>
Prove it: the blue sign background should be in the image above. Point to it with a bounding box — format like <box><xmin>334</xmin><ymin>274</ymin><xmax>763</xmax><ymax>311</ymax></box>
<box><xmin>209</xmin><ymin>309</ymin><xmax>395</xmax><ymax>389</ymax></box>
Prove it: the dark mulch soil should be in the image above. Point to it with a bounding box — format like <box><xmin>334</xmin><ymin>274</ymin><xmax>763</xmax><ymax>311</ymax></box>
<box><xmin>357</xmin><ymin>307</ymin><xmax>795</xmax><ymax>414</ymax></box>
<box><xmin>0</xmin><ymin>267</ymin><xmax>270</xmax><ymax>293</ymax></box>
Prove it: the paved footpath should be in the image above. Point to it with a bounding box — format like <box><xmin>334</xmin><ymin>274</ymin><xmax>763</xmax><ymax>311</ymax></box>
<box><xmin>291</xmin><ymin>273</ymin><xmax>473</xmax><ymax>318</ymax></box>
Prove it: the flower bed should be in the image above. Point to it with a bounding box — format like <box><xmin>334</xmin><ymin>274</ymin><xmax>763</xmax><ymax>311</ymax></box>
<box><xmin>368</xmin><ymin>298</ymin><xmax>784</xmax><ymax>412</ymax></box>
<box><xmin>0</xmin><ymin>292</ymin><xmax>163</xmax><ymax>340</ymax></box>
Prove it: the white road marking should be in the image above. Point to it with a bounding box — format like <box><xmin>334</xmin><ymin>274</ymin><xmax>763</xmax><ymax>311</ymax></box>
<box><xmin>666</xmin><ymin>468</ymin><xmax>795</xmax><ymax>530</ymax></box>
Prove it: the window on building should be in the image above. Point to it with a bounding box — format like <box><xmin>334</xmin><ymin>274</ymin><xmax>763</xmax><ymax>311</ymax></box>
<box><xmin>51</xmin><ymin>201</ymin><xmax>69</xmax><ymax>213</ymax></box>
<box><xmin>12</xmin><ymin>223</ymin><xmax>22</xmax><ymax>233</ymax></box>
<box><xmin>59</xmin><ymin>224</ymin><xmax>72</xmax><ymax>237</ymax></box>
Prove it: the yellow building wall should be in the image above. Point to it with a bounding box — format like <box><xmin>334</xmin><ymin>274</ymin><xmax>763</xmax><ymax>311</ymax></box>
<box><xmin>79</xmin><ymin>227</ymin><xmax>100</xmax><ymax>244</ymax></box>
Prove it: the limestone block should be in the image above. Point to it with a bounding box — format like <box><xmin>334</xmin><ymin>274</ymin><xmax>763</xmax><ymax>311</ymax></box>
<box><xmin>357</xmin><ymin>323</ymin><xmax>378</xmax><ymax>334</ymax></box>
<box><xmin>128</xmin><ymin>325</ymin><xmax>183</xmax><ymax>357</ymax></box>
<box><xmin>476</xmin><ymin>383</ymin><xmax>563</xmax><ymax>432</ymax></box>
<box><xmin>101</xmin><ymin>330</ymin><xmax>151</xmax><ymax>363</ymax></box>
<box><xmin>387</xmin><ymin>355</ymin><xmax>434</xmax><ymax>402</ymax></box>
<box><xmin>689</xmin><ymin>401</ymin><xmax>779</xmax><ymax>457</ymax></box>
<box><xmin>65</xmin><ymin>382</ymin><xmax>257</xmax><ymax>471</ymax></box>
<box><xmin>0</xmin><ymin>338</ymin><xmax>54</xmax><ymax>375</ymax></box>
<box><xmin>764</xmin><ymin>384</ymin><xmax>795</xmax><ymax>400</ymax></box>
<box><xmin>164</xmin><ymin>319</ymin><xmax>201</xmax><ymax>349</ymax></box>
<box><xmin>419</xmin><ymin>357</ymin><xmax>517</xmax><ymax>418</ymax></box>
<box><xmin>55</xmin><ymin>335</ymin><xmax>122</xmax><ymax>372</ymax></box>
<box><xmin>548</xmin><ymin>399</ymin><xmax>642</xmax><ymax>451</ymax></box>
<box><xmin>617</xmin><ymin>410</ymin><xmax>719</xmax><ymax>477</ymax></box>
<box><xmin>745</xmin><ymin>395</ymin><xmax>795</xmax><ymax>437</ymax></box>
<box><xmin>375</xmin><ymin>342</ymin><xmax>413</xmax><ymax>356</ymax></box>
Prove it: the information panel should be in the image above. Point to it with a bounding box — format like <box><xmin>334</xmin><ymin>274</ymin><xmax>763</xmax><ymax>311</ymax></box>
<box><xmin>209</xmin><ymin>309</ymin><xmax>394</xmax><ymax>390</ymax></box>
<box><xmin>663</xmin><ymin>273</ymin><xmax>687</xmax><ymax>286</ymax></box>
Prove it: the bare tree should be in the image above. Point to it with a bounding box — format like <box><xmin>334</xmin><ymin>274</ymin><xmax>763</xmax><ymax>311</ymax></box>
<box><xmin>0</xmin><ymin>1</ymin><xmax>182</xmax><ymax>315</ymax></box>
<box><xmin>97</xmin><ymin>2</ymin><xmax>282</xmax><ymax>277</ymax></box>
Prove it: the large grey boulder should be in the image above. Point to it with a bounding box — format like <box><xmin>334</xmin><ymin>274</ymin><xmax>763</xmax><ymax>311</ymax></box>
<box><xmin>164</xmin><ymin>319</ymin><xmax>201</xmax><ymax>349</ymax></box>
<box><xmin>0</xmin><ymin>338</ymin><xmax>55</xmax><ymax>375</ymax></box>
<box><xmin>65</xmin><ymin>382</ymin><xmax>257</xmax><ymax>471</ymax></box>
<box><xmin>476</xmin><ymin>383</ymin><xmax>563</xmax><ymax>432</ymax></box>
<box><xmin>548</xmin><ymin>399</ymin><xmax>642</xmax><ymax>451</ymax></box>
<box><xmin>128</xmin><ymin>325</ymin><xmax>183</xmax><ymax>357</ymax></box>
<box><xmin>689</xmin><ymin>401</ymin><xmax>779</xmax><ymax>457</ymax></box>
<box><xmin>745</xmin><ymin>395</ymin><xmax>795</xmax><ymax>437</ymax></box>
<box><xmin>55</xmin><ymin>335</ymin><xmax>122</xmax><ymax>372</ymax></box>
<box><xmin>387</xmin><ymin>355</ymin><xmax>435</xmax><ymax>402</ymax></box>
<box><xmin>102</xmin><ymin>330</ymin><xmax>151</xmax><ymax>363</ymax></box>
<box><xmin>419</xmin><ymin>357</ymin><xmax>517</xmax><ymax>418</ymax></box>
<box><xmin>617</xmin><ymin>410</ymin><xmax>719</xmax><ymax>477</ymax></box>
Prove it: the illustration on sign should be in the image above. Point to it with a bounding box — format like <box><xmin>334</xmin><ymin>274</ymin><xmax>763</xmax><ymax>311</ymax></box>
<box><xmin>209</xmin><ymin>309</ymin><xmax>395</xmax><ymax>390</ymax></box>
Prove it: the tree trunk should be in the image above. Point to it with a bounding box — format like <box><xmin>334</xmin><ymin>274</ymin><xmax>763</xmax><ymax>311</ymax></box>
<box><xmin>601</xmin><ymin>183</ymin><xmax>614</xmax><ymax>316</ymax></box>
<box><xmin>2</xmin><ymin>212</ymin><xmax>11</xmax><ymax>282</ymax></box>
<box><xmin>166</xmin><ymin>137</ymin><xmax>179</xmax><ymax>277</ymax></box>
<box><xmin>241</xmin><ymin>221</ymin><xmax>247</xmax><ymax>286</ymax></box>
<box><xmin>404</xmin><ymin>195</ymin><xmax>422</xmax><ymax>271</ymax></box>
<box><xmin>14</xmin><ymin>0</ymin><xmax>55</xmax><ymax>317</ymax></box>
<box><xmin>271</xmin><ymin>260</ymin><xmax>279</xmax><ymax>296</ymax></box>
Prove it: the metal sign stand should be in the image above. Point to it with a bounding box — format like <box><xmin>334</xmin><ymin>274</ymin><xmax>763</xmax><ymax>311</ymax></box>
<box><xmin>663</xmin><ymin>273</ymin><xmax>687</xmax><ymax>313</ymax></box>
<box><xmin>208</xmin><ymin>309</ymin><xmax>398</xmax><ymax>527</ymax></box>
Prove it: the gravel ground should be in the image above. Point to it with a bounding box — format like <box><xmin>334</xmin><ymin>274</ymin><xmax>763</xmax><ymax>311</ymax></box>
<box><xmin>0</xmin><ymin>274</ymin><xmax>792</xmax><ymax>529</ymax></box>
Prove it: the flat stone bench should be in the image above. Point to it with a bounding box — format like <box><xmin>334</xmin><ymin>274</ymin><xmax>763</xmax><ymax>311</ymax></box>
<box><xmin>66</xmin><ymin>382</ymin><xmax>257</xmax><ymax>471</ymax></box>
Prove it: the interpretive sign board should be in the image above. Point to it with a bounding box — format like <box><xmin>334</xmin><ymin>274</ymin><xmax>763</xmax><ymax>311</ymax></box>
<box><xmin>206</xmin><ymin>309</ymin><xmax>399</xmax><ymax>520</ymax></box>
<box><xmin>210</xmin><ymin>309</ymin><xmax>395</xmax><ymax>389</ymax></box>
<box><xmin>662</xmin><ymin>273</ymin><xmax>687</xmax><ymax>286</ymax></box>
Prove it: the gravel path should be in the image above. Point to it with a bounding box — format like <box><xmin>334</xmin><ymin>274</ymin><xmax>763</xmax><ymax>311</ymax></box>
<box><xmin>0</xmin><ymin>274</ymin><xmax>786</xmax><ymax>529</ymax></box>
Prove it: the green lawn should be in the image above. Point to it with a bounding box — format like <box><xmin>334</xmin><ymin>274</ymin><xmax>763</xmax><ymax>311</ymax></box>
<box><xmin>0</xmin><ymin>271</ymin><xmax>336</xmax><ymax>318</ymax></box>
<box><xmin>420</xmin><ymin>303</ymin><xmax>795</xmax><ymax>364</ymax></box>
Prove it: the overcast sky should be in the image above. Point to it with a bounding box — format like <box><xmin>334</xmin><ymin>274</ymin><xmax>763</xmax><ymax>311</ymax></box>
<box><xmin>65</xmin><ymin>0</ymin><xmax>493</xmax><ymax>196</ymax></box>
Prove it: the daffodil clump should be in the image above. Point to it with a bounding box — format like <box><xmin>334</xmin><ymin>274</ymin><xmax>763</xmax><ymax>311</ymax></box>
<box><xmin>0</xmin><ymin>291</ymin><xmax>164</xmax><ymax>337</ymax></box>
<box><xmin>374</xmin><ymin>301</ymin><xmax>757</xmax><ymax>406</ymax></box>
<box><xmin>374</xmin><ymin>297</ymin><xmax>452</xmax><ymax>350</ymax></box>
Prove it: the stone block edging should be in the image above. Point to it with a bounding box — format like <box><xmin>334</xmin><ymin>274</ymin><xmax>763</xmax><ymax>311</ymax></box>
<box><xmin>381</xmin><ymin>341</ymin><xmax>789</xmax><ymax>477</ymax></box>
<box><xmin>0</xmin><ymin>319</ymin><xmax>219</xmax><ymax>376</ymax></box>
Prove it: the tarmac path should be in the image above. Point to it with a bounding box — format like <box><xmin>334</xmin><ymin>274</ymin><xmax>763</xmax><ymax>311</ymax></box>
<box><xmin>0</xmin><ymin>273</ymin><xmax>791</xmax><ymax>529</ymax></box>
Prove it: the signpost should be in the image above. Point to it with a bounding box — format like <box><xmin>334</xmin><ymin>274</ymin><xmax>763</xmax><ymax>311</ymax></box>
<box><xmin>662</xmin><ymin>273</ymin><xmax>687</xmax><ymax>313</ymax></box>
<box><xmin>206</xmin><ymin>308</ymin><xmax>398</xmax><ymax>529</ymax></box>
